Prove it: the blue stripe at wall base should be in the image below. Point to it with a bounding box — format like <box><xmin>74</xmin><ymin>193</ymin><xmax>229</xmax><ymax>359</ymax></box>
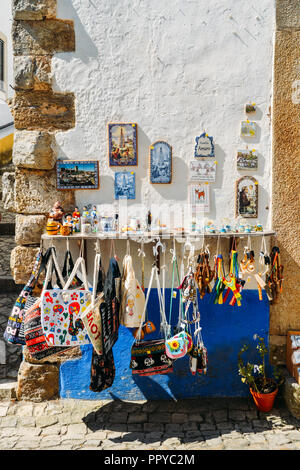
<box><xmin>59</xmin><ymin>289</ymin><xmax>270</xmax><ymax>400</ymax></box>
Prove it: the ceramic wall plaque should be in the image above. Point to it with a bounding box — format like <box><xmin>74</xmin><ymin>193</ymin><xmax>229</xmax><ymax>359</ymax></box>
<box><xmin>237</xmin><ymin>149</ymin><xmax>258</xmax><ymax>171</ymax></box>
<box><xmin>114</xmin><ymin>171</ymin><xmax>135</xmax><ymax>200</ymax></box>
<box><xmin>149</xmin><ymin>141</ymin><xmax>172</xmax><ymax>184</ymax></box>
<box><xmin>240</xmin><ymin>121</ymin><xmax>256</xmax><ymax>138</ymax></box>
<box><xmin>108</xmin><ymin>122</ymin><xmax>138</xmax><ymax>166</ymax></box>
<box><xmin>236</xmin><ymin>176</ymin><xmax>258</xmax><ymax>218</ymax></box>
<box><xmin>189</xmin><ymin>184</ymin><xmax>210</xmax><ymax>213</ymax></box>
<box><xmin>189</xmin><ymin>160</ymin><xmax>216</xmax><ymax>182</ymax></box>
<box><xmin>194</xmin><ymin>133</ymin><xmax>215</xmax><ymax>158</ymax></box>
<box><xmin>56</xmin><ymin>160</ymin><xmax>99</xmax><ymax>190</ymax></box>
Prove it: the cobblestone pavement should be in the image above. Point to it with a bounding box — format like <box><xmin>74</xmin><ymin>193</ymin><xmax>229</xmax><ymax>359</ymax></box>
<box><xmin>0</xmin><ymin>396</ymin><xmax>299</xmax><ymax>450</ymax></box>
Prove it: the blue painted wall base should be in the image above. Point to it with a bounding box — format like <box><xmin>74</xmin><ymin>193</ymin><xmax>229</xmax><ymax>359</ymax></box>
<box><xmin>60</xmin><ymin>289</ymin><xmax>270</xmax><ymax>400</ymax></box>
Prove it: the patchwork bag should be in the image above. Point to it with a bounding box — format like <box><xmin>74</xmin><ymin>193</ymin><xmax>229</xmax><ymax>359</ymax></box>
<box><xmin>24</xmin><ymin>249</ymin><xmax>71</xmax><ymax>361</ymax></box>
<box><xmin>165</xmin><ymin>330</ymin><xmax>193</xmax><ymax>359</ymax></box>
<box><xmin>120</xmin><ymin>254</ymin><xmax>145</xmax><ymax>328</ymax></box>
<box><xmin>41</xmin><ymin>256</ymin><xmax>92</xmax><ymax>347</ymax></box>
<box><xmin>130</xmin><ymin>265</ymin><xmax>173</xmax><ymax>376</ymax></box>
<box><xmin>4</xmin><ymin>250</ymin><xmax>42</xmax><ymax>345</ymax></box>
<box><xmin>81</xmin><ymin>253</ymin><xmax>105</xmax><ymax>355</ymax></box>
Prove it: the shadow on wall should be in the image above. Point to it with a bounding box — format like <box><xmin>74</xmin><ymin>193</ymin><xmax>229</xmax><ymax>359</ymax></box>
<box><xmin>57</xmin><ymin>0</ymin><xmax>99</xmax><ymax>63</ymax></box>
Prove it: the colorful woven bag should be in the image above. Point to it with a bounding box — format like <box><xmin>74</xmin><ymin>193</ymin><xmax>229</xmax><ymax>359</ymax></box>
<box><xmin>40</xmin><ymin>256</ymin><xmax>92</xmax><ymax>347</ymax></box>
<box><xmin>24</xmin><ymin>248</ymin><xmax>70</xmax><ymax>361</ymax></box>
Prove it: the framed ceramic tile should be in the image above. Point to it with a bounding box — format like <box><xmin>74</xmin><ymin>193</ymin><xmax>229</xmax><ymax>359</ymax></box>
<box><xmin>189</xmin><ymin>160</ymin><xmax>216</xmax><ymax>182</ymax></box>
<box><xmin>237</xmin><ymin>149</ymin><xmax>258</xmax><ymax>171</ymax></box>
<box><xmin>240</xmin><ymin>120</ymin><xmax>256</xmax><ymax>138</ymax></box>
<box><xmin>245</xmin><ymin>103</ymin><xmax>256</xmax><ymax>114</ymax></box>
<box><xmin>56</xmin><ymin>160</ymin><xmax>99</xmax><ymax>190</ymax></box>
<box><xmin>236</xmin><ymin>176</ymin><xmax>258</xmax><ymax>218</ymax></box>
<box><xmin>114</xmin><ymin>171</ymin><xmax>135</xmax><ymax>200</ymax></box>
<box><xmin>189</xmin><ymin>184</ymin><xmax>210</xmax><ymax>213</ymax></box>
<box><xmin>194</xmin><ymin>133</ymin><xmax>215</xmax><ymax>158</ymax></box>
<box><xmin>149</xmin><ymin>141</ymin><xmax>172</xmax><ymax>184</ymax></box>
<box><xmin>108</xmin><ymin>122</ymin><xmax>138</xmax><ymax>166</ymax></box>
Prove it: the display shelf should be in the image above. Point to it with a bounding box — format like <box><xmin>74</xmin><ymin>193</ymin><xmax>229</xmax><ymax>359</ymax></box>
<box><xmin>41</xmin><ymin>229</ymin><xmax>276</xmax><ymax>241</ymax></box>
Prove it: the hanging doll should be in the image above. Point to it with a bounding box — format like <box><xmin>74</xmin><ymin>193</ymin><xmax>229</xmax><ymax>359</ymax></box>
<box><xmin>194</xmin><ymin>250</ymin><xmax>215</xmax><ymax>299</ymax></box>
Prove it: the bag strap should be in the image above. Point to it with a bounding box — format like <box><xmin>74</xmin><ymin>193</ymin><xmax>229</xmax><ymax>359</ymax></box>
<box><xmin>62</xmin><ymin>250</ymin><xmax>75</xmax><ymax>278</ymax></box>
<box><xmin>41</xmin><ymin>248</ymin><xmax>66</xmax><ymax>294</ymax></box>
<box><xmin>92</xmin><ymin>253</ymin><xmax>101</xmax><ymax>305</ymax></box>
<box><xmin>64</xmin><ymin>256</ymin><xmax>89</xmax><ymax>291</ymax></box>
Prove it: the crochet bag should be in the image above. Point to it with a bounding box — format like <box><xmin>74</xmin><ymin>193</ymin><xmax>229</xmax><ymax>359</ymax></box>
<box><xmin>130</xmin><ymin>265</ymin><xmax>173</xmax><ymax>376</ymax></box>
<box><xmin>41</xmin><ymin>256</ymin><xmax>92</xmax><ymax>347</ymax></box>
<box><xmin>120</xmin><ymin>254</ymin><xmax>145</xmax><ymax>328</ymax></box>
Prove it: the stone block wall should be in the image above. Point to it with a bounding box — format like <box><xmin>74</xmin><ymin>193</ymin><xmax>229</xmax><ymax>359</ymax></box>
<box><xmin>269</xmin><ymin>0</ymin><xmax>300</xmax><ymax>363</ymax></box>
<box><xmin>9</xmin><ymin>0</ymin><xmax>75</xmax><ymax>284</ymax></box>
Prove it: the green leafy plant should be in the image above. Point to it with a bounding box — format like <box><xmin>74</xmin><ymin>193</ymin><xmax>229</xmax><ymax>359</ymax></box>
<box><xmin>238</xmin><ymin>336</ymin><xmax>284</xmax><ymax>394</ymax></box>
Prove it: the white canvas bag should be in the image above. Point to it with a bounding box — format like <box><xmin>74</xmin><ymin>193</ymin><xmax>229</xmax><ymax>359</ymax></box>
<box><xmin>120</xmin><ymin>254</ymin><xmax>146</xmax><ymax>328</ymax></box>
<box><xmin>41</xmin><ymin>256</ymin><xmax>92</xmax><ymax>347</ymax></box>
<box><xmin>80</xmin><ymin>253</ymin><xmax>104</xmax><ymax>355</ymax></box>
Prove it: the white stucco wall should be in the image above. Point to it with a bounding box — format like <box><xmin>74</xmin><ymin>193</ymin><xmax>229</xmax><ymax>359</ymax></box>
<box><xmin>53</xmin><ymin>0</ymin><xmax>275</xmax><ymax>228</ymax></box>
<box><xmin>50</xmin><ymin>0</ymin><xmax>275</xmax><ymax>286</ymax></box>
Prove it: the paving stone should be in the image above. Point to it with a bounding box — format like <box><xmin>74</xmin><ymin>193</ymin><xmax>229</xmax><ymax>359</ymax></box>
<box><xmin>188</xmin><ymin>413</ymin><xmax>204</xmax><ymax>423</ymax></box>
<box><xmin>213</xmin><ymin>409</ymin><xmax>228</xmax><ymax>422</ymax></box>
<box><xmin>171</xmin><ymin>413</ymin><xmax>188</xmax><ymax>423</ymax></box>
<box><xmin>0</xmin><ymin>405</ymin><xmax>9</xmax><ymax>417</ymax></box>
<box><xmin>127</xmin><ymin>413</ymin><xmax>147</xmax><ymax>424</ymax></box>
<box><xmin>127</xmin><ymin>424</ymin><xmax>143</xmax><ymax>432</ymax></box>
<box><xmin>36</xmin><ymin>414</ymin><xmax>58</xmax><ymax>428</ymax></box>
<box><xmin>149</xmin><ymin>412</ymin><xmax>170</xmax><ymax>423</ymax></box>
<box><xmin>41</xmin><ymin>424</ymin><xmax>62</xmax><ymax>436</ymax></box>
<box><xmin>17</xmin><ymin>417</ymin><xmax>36</xmax><ymax>427</ymax></box>
<box><xmin>200</xmin><ymin>422</ymin><xmax>217</xmax><ymax>431</ymax></box>
<box><xmin>223</xmin><ymin>438</ymin><xmax>250</xmax><ymax>449</ymax></box>
<box><xmin>14</xmin><ymin>437</ymin><xmax>41</xmax><ymax>449</ymax></box>
<box><xmin>15</xmin><ymin>426</ymin><xmax>41</xmax><ymax>437</ymax></box>
<box><xmin>286</xmin><ymin>431</ymin><xmax>300</xmax><ymax>441</ymax></box>
<box><xmin>109</xmin><ymin>412</ymin><xmax>128</xmax><ymax>424</ymax></box>
<box><xmin>0</xmin><ymin>416</ymin><xmax>17</xmax><ymax>427</ymax></box>
<box><xmin>144</xmin><ymin>423</ymin><xmax>164</xmax><ymax>433</ymax></box>
<box><xmin>228</xmin><ymin>410</ymin><xmax>247</xmax><ymax>421</ymax></box>
<box><xmin>165</xmin><ymin>423</ymin><xmax>182</xmax><ymax>434</ymax></box>
<box><xmin>40</xmin><ymin>436</ymin><xmax>62</xmax><ymax>448</ymax></box>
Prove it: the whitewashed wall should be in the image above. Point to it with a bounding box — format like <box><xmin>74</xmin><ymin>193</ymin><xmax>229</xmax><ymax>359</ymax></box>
<box><xmin>51</xmin><ymin>0</ymin><xmax>275</xmax><ymax>286</ymax></box>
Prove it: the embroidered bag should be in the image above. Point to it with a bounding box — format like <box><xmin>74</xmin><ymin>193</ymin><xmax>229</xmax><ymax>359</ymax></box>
<box><xmin>120</xmin><ymin>254</ymin><xmax>146</xmax><ymax>328</ymax></box>
<box><xmin>24</xmin><ymin>249</ymin><xmax>71</xmax><ymax>361</ymax></box>
<box><xmin>90</xmin><ymin>348</ymin><xmax>116</xmax><ymax>392</ymax></box>
<box><xmin>41</xmin><ymin>256</ymin><xmax>92</xmax><ymax>347</ymax></box>
<box><xmin>130</xmin><ymin>265</ymin><xmax>173</xmax><ymax>376</ymax></box>
<box><xmin>81</xmin><ymin>253</ymin><xmax>104</xmax><ymax>355</ymax></box>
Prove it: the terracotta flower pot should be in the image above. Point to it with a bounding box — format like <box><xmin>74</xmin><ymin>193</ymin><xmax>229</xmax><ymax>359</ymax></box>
<box><xmin>250</xmin><ymin>385</ymin><xmax>278</xmax><ymax>412</ymax></box>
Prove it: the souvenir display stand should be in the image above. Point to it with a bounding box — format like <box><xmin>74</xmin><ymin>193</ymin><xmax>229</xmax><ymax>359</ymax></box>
<box><xmin>33</xmin><ymin>230</ymin><xmax>279</xmax><ymax>400</ymax></box>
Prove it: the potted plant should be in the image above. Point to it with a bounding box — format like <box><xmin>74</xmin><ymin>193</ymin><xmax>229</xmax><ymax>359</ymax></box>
<box><xmin>238</xmin><ymin>336</ymin><xmax>284</xmax><ymax>412</ymax></box>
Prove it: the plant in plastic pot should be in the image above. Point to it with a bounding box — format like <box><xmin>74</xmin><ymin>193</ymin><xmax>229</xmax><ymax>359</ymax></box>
<box><xmin>238</xmin><ymin>336</ymin><xmax>284</xmax><ymax>412</ymax></box>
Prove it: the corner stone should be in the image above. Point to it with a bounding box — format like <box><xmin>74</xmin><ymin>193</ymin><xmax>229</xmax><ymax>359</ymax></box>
<box><xmin>13</xmin><ymin>0</ymin><xmax>57</xmax><ymax>20</ymax></box>
<box><xmin>14</xmin><ymin>168</ymin><xmax>75</xmax><ymax>214</ymax></box>
<box><xmin>13</xmin><ymin>90</ymin><xmax>75</xmax><ymax>132</ymax></box>
<box><xmin>12</xmin><ymin>19</ymin><xmax>75</xmax><ymax>56</ymax></box>
<box><xmin>16</xmin><ymin>361</ymin><xmax>59</xmax><ymax>402</ymax></box>
<box><xmin>15</xmin><ymin>214</ymin><xmax>47</xmax><ymax>245</ymax></box>
<box><xmin>10</xmin><ymin>245</ymin><xmax>40</xmax><ymax>284</ymax></box>
<box><xmin>13</xmin><ymin>130</ymin><xmax>56</xmax><ymax>170</ymax></box>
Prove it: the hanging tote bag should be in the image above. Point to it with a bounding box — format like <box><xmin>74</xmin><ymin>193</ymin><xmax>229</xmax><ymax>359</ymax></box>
<box><xmin>130</xmin><ymin>265</ymin><xmax>173</xmax><ymax>376</ymax></box>
<box><xmin>41</xmin><ymin>256</ymin><xmax>92</xmax><ymax>347</ymax></box>
<box><xmin>24</xmin><ymin>249</ymin><xmax>71</xmax><ymax>361</ymax></box>
<box><xmin>62</xmin><ymin>249</ymin><xmax>83</xmax><ymax>287</ymax></box>
<box><xmin>100</xmin><ymin>257</ymin><xmax>121</xmax><ymax>355</ymax></box>
<box><xmin>120</xmin><ymin>254</ymin><xmax>146</xmax><ymax>328</ymax></box>
<box><xmin>81</xmin><ymin>253</ymin><xmax>105</xmax><ymax>355</ymax></box>
<box><xmin>4</xmin><ymin>249</ymin><xmax>43</xmax><ymax>345</ymax></box>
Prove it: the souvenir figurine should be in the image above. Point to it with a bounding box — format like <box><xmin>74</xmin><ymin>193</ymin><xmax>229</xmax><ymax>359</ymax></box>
<box><xmin>82</xmin><ymin>206</ymin><xmax>90</xmax><ymax>219</ymax></box>
<box><xmin>91</xmin><ymin>205</ymin><xmax>99</xmax><ymax>233</ymax></box>
<box><xmin>146</xmin><ymin>210</ymin><xmax>152</xmax><ymax>231</ymax></box>
<box><xmin>73</xmin><ymin>206</ymin><xmax>81</xmax><ymax>221</ymax></box>
<box><xmin>64</xmin><ymin>214</ymin><xmax>74</xmax><ymax>234</ymax></box>
<box><xmin>49</xmin><ymin>201</ymin><xmax>64</xmax><ymax>224</ymax></box>
<box><xmin>255</xmin><ymin>222</ymin><xmax>263</xmax><ymax>232</ymax></box>
<box><xmin>72</xmin><ymin>206</ymin><xmax>81</xmax><ymax>233</ymax></box>
<box><xmin>114</xmin><ymin>213</ymin><xmax>119</xmax><ymax>231</ymax></box>
<box><xmin>46</xmin><ymin>218</ymin><xmax>61</xmax><ymax>236</ymax></box>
